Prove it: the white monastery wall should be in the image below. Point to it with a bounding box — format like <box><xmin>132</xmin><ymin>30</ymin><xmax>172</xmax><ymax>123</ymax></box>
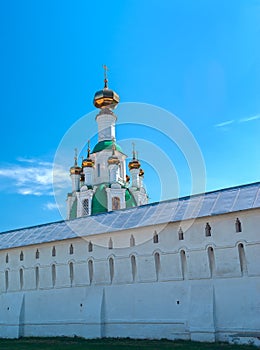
<box><xmin>0</xmin><ymin>209</ymin><xmax>260</xmax><ymax>345</ymax></box>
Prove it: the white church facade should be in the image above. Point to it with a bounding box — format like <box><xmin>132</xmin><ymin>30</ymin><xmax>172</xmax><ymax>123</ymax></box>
<box><xmin>0</xmin><ymin>72</ymin><xmax>260</xmax><ymax>345</ymax></box>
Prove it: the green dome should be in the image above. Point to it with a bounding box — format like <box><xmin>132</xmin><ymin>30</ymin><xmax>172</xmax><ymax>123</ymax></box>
<box><xmin>92</xmin><ymin>140</ymin><xmax>123</xmax><ymax>153</ymax></box>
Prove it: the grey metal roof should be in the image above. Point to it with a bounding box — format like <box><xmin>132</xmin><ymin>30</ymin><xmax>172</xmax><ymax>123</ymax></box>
<box><xmin>0</xmin><ymin>182</ymin><xmax>260</xmax><ymax>251</ymax></box>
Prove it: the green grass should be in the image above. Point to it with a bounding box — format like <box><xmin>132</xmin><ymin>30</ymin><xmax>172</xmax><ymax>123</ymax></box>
<box><xmin>0</xmin><ymin>338</ymin><xmax>257</xmax><ymax>350</ymax></box>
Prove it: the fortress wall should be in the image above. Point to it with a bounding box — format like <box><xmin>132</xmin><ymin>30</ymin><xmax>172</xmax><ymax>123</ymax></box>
<box><xmin>0</xmin><ymin>209</ymin><xmax>259</xmax><ymax>344</ymax></box>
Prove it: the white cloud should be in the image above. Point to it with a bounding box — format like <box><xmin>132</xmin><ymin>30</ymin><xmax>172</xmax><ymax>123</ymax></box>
<box><xmin>239</xmin><ymin>114</ymin><xmax>260</xmax><ymax>123</ymax></box>
<box><xmin>0</xmin><ymin>158</ymin><xmax>69</xmax><ymax>196</ymax></box>
<box><xmin>43</xmin><ymin>202</ymin><xmax>59</xmax><ymax>211</ymax></box>
<box><xmin>214</xmin><ymin>120</ymin><xmax>234</xmax><ymax>128</ymax></box>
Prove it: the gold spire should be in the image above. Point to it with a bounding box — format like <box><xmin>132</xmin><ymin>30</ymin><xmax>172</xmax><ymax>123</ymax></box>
<box><xmin>82</xmin><ymin>140</ymin><xmax>95</xmax><ymax>168</ymax></box>
<box><xmin>103</xmin><ymin>64</ymin><xmax>108</xmax><ymax>88</ymax></box>
<box><xmin>70</xmin><ymin>148</ymin><xmax>82</xmax><ymax>175</ymax></box>
<box><xmin>74</xmin><ymin>148</ymin><xmax>78</xmax><ymax>166</ymax></box>
<box><xmin>108</xmin><ymin>138</ymin><xmax>120</xmax><ymax>165</ymax></box>
<box><xmin>128</xmin><ymin>142</ymin><xmax>141</xmax><ymax>170</ymax></box>
<box><xmin>93</xmin><ymin>65</ymin><xmax>120</xmax><ymax>109</ymax></box>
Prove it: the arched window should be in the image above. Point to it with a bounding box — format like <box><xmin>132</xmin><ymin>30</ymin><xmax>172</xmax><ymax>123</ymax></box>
<box><xmin>235</xmin><ymin>218</ymin><xmax>242</xmax><ymax>233</ymax></box>
<box><xmin>69</xmin><ymin>262</ymin><xmax>74</xmax><ymax>286</ymax></box>
<box><xmin>180</xmin><ymin>250</ymin><xmax>187</xmax><ymax>279</ymax></box>
<box><xmin>82</xmin><ymin>199</ymin><xmax>89</xmax><ymax>216</ymax></box>
<box><xmin>178</xmin><ymin>227</ymin><xmax>184</xmax><ymax>240</ymax></box>
<box><xmin>109</xmin><ymin>257</ymin><xmax>114</xmax><ymax>283</ymax></box>
<box><xmin>238</xmin><ymin>243</ymin><xmax>247</xmax><ymax>276</ymax></box>
<box><xmin>5</xmin><ymin>270</ymin><xmax>9</xmax><ymax>291</ymax></box>
<box><xmin>130</xmin><ymin>234</ymin><xmax>135</xmax><ymax>247</ymax></box>
<box><xmin>88</xmin><ymin>241</ymin><xmax>93</xmax><ymax>252</ymax></box>
<box><xmin>131</xmin><ymin>255</ymin><xmax>137</xmax><ymax>282</ymax></box>
<box><xmin>5</xmin><ymin>254</ymin><xmax>9</xmax><ymax>264</ymax></box>
<box><xmin>112</xmin><ymin>197</ymin><xmax>120</xmax><ymax>210</ymax></box>
<box><xmin>154</xmin><ymin>252</ymin><xmax>161</xmax><ymax>281</ymax></box>
<box><xmin>97</xmin><ymin>164</ymin><xmax>100</xmax><ymax>177</ymax></box>
<box><xmin>19</xmin><ymin>268</ymin><xmax>24</xmax><ymax>290</ymax></box>
<box><xmin>153</xmin><ymin>231</ymin><xmax>159</xmax><ymax>243</ymax></box>
<box><xmin>35</xmin><ymin>249</ymin><xmax>40</xmax><ymax>259</ymax></box>
<box><xmin>35</xmin><ymin>266</ymin><xmax>39</xmax><ymax>289</ymax></box>
<box><xmin>88</xmin><ymin>260</ymin><xmax>94</xmax><ymax>284</ymax></box>
<box><xmin>208</xmin><ymin>247</ymin><xmax>216</xmax><ymax>278</ymax></box>
<box><xmin>108</xmin><ymin>237</ymin><xmax>113</xmax><ymax>249</ymax></box>
<box><xmin>205</xmin><ymin>223</ymin><xmax>211</xmax><ymax>237</ymax></box>
<box><xmin>52</xmin><ymin>246</ymin><xmax>56</xmax><ymax>257</ymax></box>
<box><xmin>69</xmin><ymin>244</ymin><xmax>74</xmax><ymax>255</ymax></box>
<box><xmin>52</xmin><ymin>264</ymin><xmax>56</xmax><ymax>287</ymax></box>
<box><xmin>20</xmin><ymin>251</ymin><xmax>24</xmax><ymax>261</ymax></box>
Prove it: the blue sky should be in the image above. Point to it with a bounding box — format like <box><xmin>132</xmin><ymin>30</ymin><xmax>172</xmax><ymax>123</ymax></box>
<box><xmin>0</xmin><ymin>0</ymin><xmax>259</xmax><ymax>232</ymax></box>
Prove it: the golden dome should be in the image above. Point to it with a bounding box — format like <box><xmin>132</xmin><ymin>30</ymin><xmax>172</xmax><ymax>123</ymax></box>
<box><xmin>70</xmin><ymin>166</ymin><xmax>82</xmax><ymax>175</ymax></box>
<box><xmin>108</xmin><ymin>142</ymin><xmax>120</xmax><ymax>165</ymax></box>
<box><xmin>139</xmin><ymin>168</ymin><xmax>144</xmax><ymax>176</ymax></box>
<box><xmin>70</xmin><ymin>148</ymin><xmax>82</xmax><ymax>175</ymax></box>
<box><xmin>82</xmin><ymin>158</ymin><xmax>94</xmax><ymax>168</ymax></box>
<box><xmin>82</xmin><ymin>142</ymin><xmax>94</xmax><ymax>168</ymax></box>
<box><xmin>93</xmin><ymin>65</ymin><xmax>119</xmax><ymax>109</ymax></box>
<box><xmin>108</xmin><ymin>156</ymin><xmax>120</xmax><ymax>165</ymax></box>
<box><xmin>128</xmin><ymin>159</ymin><xmax>140</xmax><ymax>170</ymax></box>
<box><xmin>128</xmin><ymin>143</ymin><xmax>140</xmax><ymax>170</ymax></box>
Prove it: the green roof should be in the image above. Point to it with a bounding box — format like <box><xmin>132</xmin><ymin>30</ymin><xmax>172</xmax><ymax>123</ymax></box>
<box><xmin>69</xmin><ymin>184</ymin><xmax>137</xmax><ymax>217</ymax></box>
<box><xmin>125</xmin><ymin>189</ymin><xmax>136</xmax><ymax>208</ymax></box>
<box><xmin>92</xmin><ymin>140</ymin><xmax>123</xmax><ymax>153</ymax></box>
<box><xmin>92</xmin><ymin>184</ymin><xmax>107</xmax><ymax>215</ymax></box>
<box><xmin>69</xmin><ymin>198</ymin><xmax>77</xmax><ymax>220</ymax></box>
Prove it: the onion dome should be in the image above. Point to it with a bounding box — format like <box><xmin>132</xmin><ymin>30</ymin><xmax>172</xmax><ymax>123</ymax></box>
<box><xmin>82</xmin><ymin>141</ymin><xmax>95</xmax><ymax>168</ymax></box>
<box><xmin>93</xmin><ymin>65</ymin><xmax>119</xmax><ymax>110</ymax></box>
<box><xmin>108</xmin><ymin>142</ymin><xmax>120</xmax><ymax>165</ymax></box>
<box><xmin>128</xmin><ymin>143</ymin><xmax>141</xmax><ymax>170</ymax></box>
<box><xmin>70</xmin><ymin>149</ymin><xmax>82</xmax><ymax>175</ymax></box>
<box><xmin>139</xmin><ymin>168</ymin><xmax>144</xmax><ymax>176</ymax></box>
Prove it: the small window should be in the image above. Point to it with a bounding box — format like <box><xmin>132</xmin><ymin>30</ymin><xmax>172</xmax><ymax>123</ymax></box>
<box><xmin>20</xmin><ymin>251</ymin><xmax>24</xmax><ymax>261</ymax></box>
<box><xmin>97</xmin><ymin>164</ymin><xmax>100</xmax><ymax>177</ymax></box>
<box><xmin>109</xmin><ymin>257</ymin><xmax>114</xmax><ymax>283</ymax></box>
<box><xmin>82</xmin><ymin>199</ymin><xmax>89</xmax><ymax>216</ymax></box>
<box><xmin>238</xmin><ymin>243</ymin><xmax>247</xmax><ymax>276</ymax></box>
<box><xmin>88</xmin><ymin>260</ymin><xmax>94</xmax><ymax>284</ymax></box>
<box><xmin>5</xmin><ymin>270</ymin><xmax>9</xmax><ymax>291</ymax></box>
<box><xmin>88</xmin><ymin>241</ymin><xmax>93</xmax><ymax>252</ymax></box>
<box><xmin>205</xmin><ymin>223</ymin><xmax>211</xmax><ymax>237</ymax></box>
<box><xmin>52</xmin><ymin>246</ymin><xmax>56</xmax><ymax>257</ymax></box>
<box><xmin>35</xmin><ymin>266</ymin><xmax>39</xmax><ymax>289</ymax></box>
<box><xmin>112</xmin><ymin>197</ymin><xmax>120</xmax><ymax>210</ymax></box>
<box><xmin>69</xmin><ymin>244</ymin><xmax>74</xmax><ymax>255</ymax></box>
<box><xmin>52</xmin><ymin>264</ymin><xmax>56</xmax><ymax>287</ymax></box>
<box><xmin>208</xmin><ymin>247</ymin><xmax>216</xmax><ymax>278</ymax></box>
<box><xmin>35</xmin><ymin>249</ymin><xmax>40</xmax><ymax>259</ymax></box>
<box><xmin>154</xmin><ymin>252</ymin><xmax>161</xmax><ymax>281</ymax></box>
<box><xmin>108</xmin><ymin>237</ymin><xmax>113</xmax><ymax>249</ymax></box>
<box><xmin>19</xmin><ymin>268</ymin><xmax>24</xmax><ymax>290</ymax></box>
<box><xmin>69</xmin><ymin>262</ymin><xmax>74</xmax><ymax>286</ymax></box>
<box><xmin>235</xmin><ymin>218</ymin><xmax>242</xmax><ymax>233</ymax></box>
<box><xmin>180</xmin><ymin>250</ymin><xmax>187</xmax><ymax>279</ymax></box>
<box><xmin>178</xmin><ymin>227</ymin><xmax>184</xmax><ymax>240</ymax></box>
<box><xmin>153</xmin><ymin>231</ymin><xmax>159</xmax><ymax>243</ymax></box>
<box><xmin>131</xmin><ymin>255</ymin><xmax>137</xmax><ymax>282</ymax></box>
<box><xmin>130</xmin><ymin>234</ymin><xmax>135</xmax><ymax>247</ymax></box>
<box><xmin>5</xmin><ymin>254</ymin><xmax>9</xmax><ymax>264</ymax></box>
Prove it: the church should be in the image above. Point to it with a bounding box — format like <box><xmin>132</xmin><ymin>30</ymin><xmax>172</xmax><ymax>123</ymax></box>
<box><xmin>0</xmin><ymin>71</ymin><xmax>260</xmax><ymax>346</ymax></box>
